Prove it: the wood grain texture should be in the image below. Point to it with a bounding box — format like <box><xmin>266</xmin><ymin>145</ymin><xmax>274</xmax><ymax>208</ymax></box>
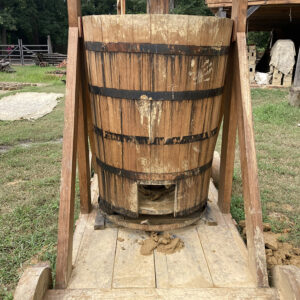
<box><xmin>236</xmin><ymin>31</ymin><xmax>268</xmax><ymax>288</ymax></box>
<box><xmin>67</xmin><ymin>0</ymin><xmax>81</xmax><ymax>27</ymax></box>
<box><xmin>154</xmin><ymin>227</ymin><xmax>213</xmax><ymax>288</ymax></box>
<box><xmin>206</xmin><ymin>0</ymin><xmax>300</xmax><ymax>7</ymax></box>
<box><xmin>55</xmin><ymin>27</ymin><xmax>80</xmax><ymax>289</ymax></box>
<box><xmin>113</xmin><ymin>229</ymin><xmax>156</xmax><ymax>288</ymax></box>
<box><xmin>82</xmin><ymin>15</ymin><xmax>233</xmax><ymax>217</ymax></box>
<box><xmin>68</xmin><ymin>225</ymin><xmax>118</xmax><ymax>289</ymax></box>
<box><xmin>147</xmin><ymin>0</ymin><xmax>170</xmax><ymax>13</ymax></box>
<box><xmin>45</xmin><ymin>287</ymin><xmax>279</xmax><ymax>299</ymax></box>
<box><xmin>77</xmin><ymin>41</ymin><xmax>91</xmax><ymax>214</ymax></box>
<box><xmin>14</xmin><ymin>263</ymin><xmax>52</xmax><ymax>300</ymax></box>
<box><xmin>218</xmin><ymin>43</ymin><xmax>238</xmax><ymax>214</ymax></box>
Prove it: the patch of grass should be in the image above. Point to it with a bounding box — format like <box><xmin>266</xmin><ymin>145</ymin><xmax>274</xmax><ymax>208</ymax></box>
<box><xmin>0</xmin><ymin>66</ymin><xmax>71</xmax><ymax>296</ymax></box>
<box><xmin>0</xmin><ymin>65</ymin><xmax>65</xmax><ymax>84</ymax></box>
<box><xmin>0</xmin><ymin>78</ymin><xmax>65</xmax><ymax>146</ymax></box>
<box><xmin>0</xmin><ymin>141</ymin><xmax>80</xmax><ymax>296</ymax></box>
<box><xmin>220</xmin><ymin>88</ymin><xmax>300</xmax><ymax>246</ymax></box>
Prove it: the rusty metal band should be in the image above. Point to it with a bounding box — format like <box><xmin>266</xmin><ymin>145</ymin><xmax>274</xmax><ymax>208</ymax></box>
<box><xmin>85</xmin><ymin>41</ymin><xmax>229</xmax><ymax>56</ymax></box>
<box><xmin>96</xmin><ymin>158</ymin><xmax>212</xmax><ymax>181</ymax></box>
<box><xmin>94</xmin><ymin>126</ymin><xmax>218</xmax><ymax>145</ymax></box>
<box><xmin>98</xmin><ymin>196</ymin><xmax>138</xmax><ymax>218</ymax></box>
<box><xmin>89</xmin><ymin>85</ymin><xmax>224</xmax><ymax>101</ymax></box>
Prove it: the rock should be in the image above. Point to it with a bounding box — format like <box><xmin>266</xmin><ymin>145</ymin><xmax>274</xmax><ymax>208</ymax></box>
<box><xmin>264</xmin><ymin>232</ymin><xmax>278</xmax><ymax>250</ymax></box>
<box><xmin>239</xmin><ymin>220</ymin><xmax>246</xmax><ymax>228</ymax></box>
<box><xmin>263</xmin><ymin>223</ymin><xmax>271</xmax><ymax>231</ymax></box>
<box><xmin>293</xmin><ymin>248</ymin><xmax>300</xmax><ymax>256</ymax></box>
<box><xmin>266</xmin><ymin>249</ymin><xmax>273</xmax><ymax>256</ymax></box>
<box><xmin>289</xmin><ymin>86</ymin><xmax>300</xmax><ymax>107</ymax></box>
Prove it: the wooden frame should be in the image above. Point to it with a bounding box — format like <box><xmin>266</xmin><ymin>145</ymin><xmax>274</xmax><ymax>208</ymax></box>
<box><xmin>55</xmin><ymin>0</ymin><xmax>268</xmax><ymax>289</ymax></box>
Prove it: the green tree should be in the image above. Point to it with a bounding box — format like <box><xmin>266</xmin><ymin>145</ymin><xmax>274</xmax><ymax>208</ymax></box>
<box><xmin>172</xmin><ymin>0</ymin><xmax>212</xmax><ymax>15</ymax></box>
<box><xmin>0</xmin><ymin>1</ymin><xmax>17</xmax><ymax>44</ymax></box>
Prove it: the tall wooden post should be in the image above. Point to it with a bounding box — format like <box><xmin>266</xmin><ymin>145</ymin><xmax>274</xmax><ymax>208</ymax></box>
<box><xmin>219</xmin><ymin>0</ymin><xmax>268</xmax><ymax>288</ymax></box>
<box><xmin>147</xmin><ymin>0</ymin><xmax>170</xmax><ymax>14</ymax></box>
<box><xmin>56</xmin><ymin>0</ymin><xmax>91</xmax><ymax>288</ymax></box>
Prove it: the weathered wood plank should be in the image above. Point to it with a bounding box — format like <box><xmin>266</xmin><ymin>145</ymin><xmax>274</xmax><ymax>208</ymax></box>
<box><xmin>68</xmin><ymin>224</ymin><xmax>118</xmax><ymax>289</ymax></box>
<box><xmin>235</xmin><ymin>30</ymin><xmax>268</xmax><ymax>288</ymax></box>
<box><xmin>14</xmin><ymin>263</ymin><xmax>52</xmax><ymax>300</ymax></box>
<box><xmin>55</xmin><ymin>27</ymin><xmax>80</xmax><ymax>289</ymax></box>
<box><xmin>45</xmin><ymin>287</ymin><xmax>279</xmax><ymax>300</ymax></box>
<box><xmin>112</xmin><ymin>229</ymin><xmax>156</xmax><ymax>288</ymax></box>
<box><xmin>67</xmin><ymin>0</ymin><xmax>81</xmax><ymax>27</ymax></box>
<box><xmin>196</xmin><ymin>223</ymin><xmax>255</xmax><ymax>287</ymax></box>
<box><xmin>154</xmin><ymin>227</ymin><xmax>213</xmax><ymax>288</ymax></box>
<box><xmin>77</xmin><ymin>52</ymin><xmax>91</xmax><ymax>214</ymax></box>
<box><xmin>218</xmin><ymin>43</ymin><xmax>238</xmax><ymax>214</ymax></box>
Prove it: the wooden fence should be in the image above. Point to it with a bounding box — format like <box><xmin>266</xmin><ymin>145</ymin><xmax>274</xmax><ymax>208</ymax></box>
<box><xmin>0</xmin><ymin>35</ymin><xmax>55</xmax><ymax>65</ymax></box>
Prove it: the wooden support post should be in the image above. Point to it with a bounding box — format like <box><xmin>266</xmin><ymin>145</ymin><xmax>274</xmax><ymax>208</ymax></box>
<box><xmin>117</xmin><ymin>0</ymin><xmax>126</xmax><ymax>14</ymax></box>
<box><xmin>147</xmin><ymin>0</ymin><xmax>170</xmax><ymax>14</ymax></box>
<box><xmin>47</xmin><ymin>35</ymin><xmax>53</xmax><ymax>54</ymax></box>
<box><xmin>56</xmin><ymin>0</ymin><xmax>92</xmax><ymax>288</ymax></box>
<box><xmin>218</xmin><ymin>44</ymin><xmax>238</xmax><ymax>214</ymax></box>
<box><xmin>236</xmin><ymin>30</ymin><xmax>268</xmax><ymax>287</ymax></box>
<box><xmin>55</xmin><ymin>26</ymin><xmax>80</xmax><ymax>289</ymax></box>
<box><xmin>219</xmin><ymin>0</ymin><xmax>268</xmax><ymax>287</ymax></box>
<box><xmin>77</xmin><ymin>54</ymin><xmax>91</xmax><ymax>214</ymax></box>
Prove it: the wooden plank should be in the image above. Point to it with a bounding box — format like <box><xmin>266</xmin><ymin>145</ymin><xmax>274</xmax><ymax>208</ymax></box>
<box><xmin>112</xmin><ymin>229</ymin><xmax>156</xmax><ymax>288</ymax></box>
<box><xmin>68</xmin><ymin>224</ymin><xmax>118</xmax><ymax>289</ymax></box>
<box><xmin>67</xmin><ymin>0</ymin><xmax>81</xmax><ymax>27</ymax></box>
<box><xmin>45</xmin><ymin>287</ymin><xmax>279</xmax><ymax>300</ymax></box>
<box><xmin>235</xmin><ymin>31</ymin><xmax>268</xmax><ymax>288</ymax></box>
<box><xmin>55</xmin><ymin>27</ymin><xmax>80</xmax><ymax>289</ymax></box>
<box><xmin>196</xmin><ymin>213</ymin><xmax>256</xmax><ymax>288</ymax></box>
<box><xmin>272</xmin><ymin>265</ymin><xmax>300</xmax><ymax>300</ymax></box>
<box><xmin>293</xmin><ymin>47</ymin><xmax>300</xmax><ymax>87</ymax></box>
<box><xmin>218</xmin><ymin>44</ymin><xmax>238</xmax><ymax>214</ymax></box>
<box><xmin>71</xmin><ymin>213</ymin><xmax>90</xmax><ymax>266</ymax></box>
<box><xmin>154</xmin><ymin>227</ymin><xmax>213</xmax><ymax>288</ymax></box>
<box><xmin>77</xmin><ymin>49</ymin><xmax>91</xmax><ymax>214</ymax></box>
<box><xmin>14</xmin><ymin>263</ymin><xmax>52</xmax><ymax>300</ymax></box>
<box><xmin>206</xmin><ymin>0</ymin><xmax>300</xmax><ymax>8</ymax></box>
<box><xmin>147</xmin><ymin>0</ymin><xmax>170</xmax><ymax>14</ymax></box>
<box><xmin>121</xmin><ymin>0</ymin><xmax>126</xmax><ymax>14</ymax></box>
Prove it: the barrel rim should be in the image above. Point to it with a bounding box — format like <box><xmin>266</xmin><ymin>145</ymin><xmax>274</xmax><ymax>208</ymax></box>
<box><xmin>82</xmin><ymin>14</ymin><xmax>234</xmax><ymax>26</ymax></box>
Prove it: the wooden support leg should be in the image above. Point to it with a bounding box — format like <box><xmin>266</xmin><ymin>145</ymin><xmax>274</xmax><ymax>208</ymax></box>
<box><xmin>55</xmin><ymin>27</ymin><xmax>80</xmax><ymax>289</ymax></box>
<box><xmin>79</xmin><ymin>33</ymin><xmax>97</xmax><ymax>172</ymax></box>
<box><xmin>235</xmin><ymin>32</ymin><xmax>268</xmax><ymax>288</ymax></box>
<box><xmin>218</xmin><ymin>45</ymin><xmax>238</xmax><ymax>214</ymax></box>
<box><xmin>77</xmin><ymin>55</ymin><xmax>91</xmax><ymax>214</ymax></box>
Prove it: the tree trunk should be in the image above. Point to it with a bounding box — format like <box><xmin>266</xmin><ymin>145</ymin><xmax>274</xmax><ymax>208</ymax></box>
<box><xmin>1</xmin><ymin>28</ymin><xmax>7</xmax><ymax>45</ymax></box>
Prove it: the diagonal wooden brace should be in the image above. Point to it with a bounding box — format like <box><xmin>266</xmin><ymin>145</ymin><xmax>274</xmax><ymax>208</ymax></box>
<box><xmin>218</xmin><ymin>0</ymin><xmax>268</xmax><ymax>288</ymax></box>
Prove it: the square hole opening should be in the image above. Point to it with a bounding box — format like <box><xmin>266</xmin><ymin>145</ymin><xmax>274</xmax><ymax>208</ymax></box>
<box><xmin>138</xmin><ymin>184</ymin><xmax>176</xmax><ymax>216</ymax></box>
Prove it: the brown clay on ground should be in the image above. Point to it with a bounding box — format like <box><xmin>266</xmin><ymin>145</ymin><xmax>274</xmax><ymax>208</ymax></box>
<box><xmin>140</xmin><ymin>232</ymin><xmax>184</xmax><ymax>256</ymax></box>
<box><xmin>239</xmin><ymin>220</ymin><xmax>300</xmax><ymax>269</ymax></box>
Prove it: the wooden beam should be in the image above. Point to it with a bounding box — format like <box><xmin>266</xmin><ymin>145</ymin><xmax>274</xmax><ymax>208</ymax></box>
<box><xmin>147</xmin><ymin>0</ymin><xmax>170</xmax><ymax>14</ymax></box>
<box><xmin>55</xmin><ymin>27</ymin><xmax>80</xmax><ymax>289</ymax></box>
<box><xmin>219</xmin><ymin>0</ymin><xmax>268</xmax><ymax>287</ymax></box>
<box><xmin>218</xmin><ymin>44</ymin><xmax>238</xmax><ymax>214</ymax></box>
<box><xmin>293</xmin><ymin>47</ymin><xmax>300</xmax><ymax>87</ymax></box>
<box><xmin>235</xmin><ymin>31</ymin><xmax>268</xmax><ymax>287</ymax></box>
<box><xmin>77</xmin><ymin>48</ymin><xmax>91</xmax><ymax>214</ymax></box>
<box><xmin>206</xmin><ymin>0</ymin><xmax>300</xmax><ymax>8</ymax></box>
<box><xmin>121</xmin><ymin>0</ymin><xmax>126</xmax><ymax>14</ymax></box>
<box><xmin>67</xmin><ymin>0</ymin><xmax>81</xmax><ymax>27</ymax></box>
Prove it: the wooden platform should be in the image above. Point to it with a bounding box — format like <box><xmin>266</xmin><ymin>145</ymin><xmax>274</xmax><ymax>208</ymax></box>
<box><xmin>43</xmin><ymin>176</ymin><xmax>279</xmax><ymax>299</ymax></box>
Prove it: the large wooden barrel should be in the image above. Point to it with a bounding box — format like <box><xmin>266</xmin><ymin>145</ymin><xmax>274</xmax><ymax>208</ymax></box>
<box><xmin>82</xmin><ymin>15</ymin><xmax>233</xmax><ymax>218</ymax></box>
